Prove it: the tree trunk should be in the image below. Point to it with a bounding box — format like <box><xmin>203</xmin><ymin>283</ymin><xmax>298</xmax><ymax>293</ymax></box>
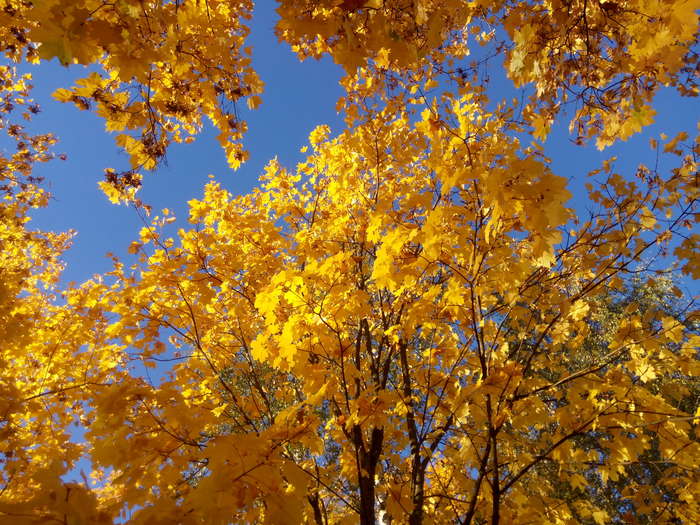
<box><xmin>308</xmin><ymin>493</ymin><xmax>324</xmax><ymax>525</ymax></box>
<box><xmin>408</xmin><ymin>464</ymin><xmax>426</xmax><ymax>525</ymax></box>
<box><xmin>355</xmin><ymin>426</ymin><xmax>384</xmax><ymax>525</ymax></box>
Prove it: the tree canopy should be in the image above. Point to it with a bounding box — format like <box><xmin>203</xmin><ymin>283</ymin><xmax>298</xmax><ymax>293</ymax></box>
<box><xmin>0</xmin><ymin>1</ymin><xmax>698</xmax><ymax>524</ymax></box>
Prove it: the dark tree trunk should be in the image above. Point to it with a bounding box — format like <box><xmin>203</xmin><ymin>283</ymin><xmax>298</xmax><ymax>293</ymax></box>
<box><xmin>308</xmin><ymin>493</ymin><xmax>324</xmax><ymax>525</ymax></box>
<box><xmin>408</xmin><ymin>464</ymin><xmax>426</xmax><ymax>525</ymax></box>
<box><xmin>355</xmin><ymin>426</ymin><xmax>384</xmax><ymax>525</ymax></box>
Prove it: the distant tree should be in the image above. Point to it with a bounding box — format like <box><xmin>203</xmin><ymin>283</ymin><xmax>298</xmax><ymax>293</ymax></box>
<box><xmin>526</xmin><ymin>274</ymin><xmax>699</xmax><ymax>524</ymax></box>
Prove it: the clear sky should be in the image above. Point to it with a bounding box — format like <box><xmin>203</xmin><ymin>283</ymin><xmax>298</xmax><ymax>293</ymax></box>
<box><xmin>5</xmin><ymin>1</ymin><xmax>698</xmax><ymax>297</ymax></box>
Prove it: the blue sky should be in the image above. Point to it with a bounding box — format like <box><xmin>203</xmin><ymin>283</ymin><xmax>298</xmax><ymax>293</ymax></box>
<box><xmin>5</xmin><ymin>1</ymin><xmax>698</xmax><ymax>297</ymax></box>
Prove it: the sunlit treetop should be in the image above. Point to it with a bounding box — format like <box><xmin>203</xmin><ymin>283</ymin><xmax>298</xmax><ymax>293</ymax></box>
<box><xmin>2</xmin><ymin>0</ymin><xmax>263</xmax><ymax>174</ymax></box>
<box><xmin>1</xmin><ymin>0</ymin><xmax>697</xmax><ymax>175</ymax></box>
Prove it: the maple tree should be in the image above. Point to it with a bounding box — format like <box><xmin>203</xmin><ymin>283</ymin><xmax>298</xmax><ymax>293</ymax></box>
<box><xmin>1</xmin><ymin>0</ymin><xmax>699</xmax><ymax>524</ymax></box>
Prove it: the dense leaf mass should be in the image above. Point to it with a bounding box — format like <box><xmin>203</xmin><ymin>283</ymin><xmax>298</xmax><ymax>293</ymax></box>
<box><xmin>0</xmin><ymin>1</ymin><xmax>698</xmax><ymax>524</ymax></box>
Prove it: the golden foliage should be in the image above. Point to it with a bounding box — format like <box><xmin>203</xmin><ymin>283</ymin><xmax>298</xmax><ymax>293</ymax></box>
<box><xmin>0</xmin><ymin>1</ymin><xmax>698</xmax><ymax>523</ymax></box>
